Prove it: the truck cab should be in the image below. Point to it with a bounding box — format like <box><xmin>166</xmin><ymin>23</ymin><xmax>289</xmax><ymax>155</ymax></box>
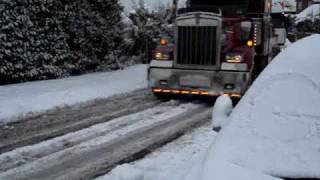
<box><xmin>148</xmin><ymin>0</ymin><xmax>275</xmax><ymax>98</ymax></box>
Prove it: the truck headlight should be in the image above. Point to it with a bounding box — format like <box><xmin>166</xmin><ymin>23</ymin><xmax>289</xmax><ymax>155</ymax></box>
<box><xmin>225</xmin><ymin>54</ymin><xmax>243</xmax><ymax>63</ymax></box>
<box><xmin>154</xmin><ymin>52</ymin><xmax>171</xmax><ymax>61</ymax></box>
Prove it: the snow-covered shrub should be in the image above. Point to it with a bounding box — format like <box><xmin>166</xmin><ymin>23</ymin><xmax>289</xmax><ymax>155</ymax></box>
<box><xmin>296</xmin><ymin>18</ymin><xmax>320</xmax><ymax>39</ymax></box>
<box><xmin>56</xmin><ymin>0</ymin><xmax>123</xmax><ymax>73</ymax></box>
<box><xmin>0</xmin><ymin>0</ymin><xmax>123</xmax><ymax>84</ymax></box>
<box><xmin>295</xmin><ymin>4</ymin><xmax>320</xmax><ymax>37</ymax></box>
<box><xmin>0</xmin><ymin>0</ymin><xmax>76</xmax><ymax>84</ymax></box>
<box><xmin>0</xmin><ymin>0</ymin><xmax>174</xmax><ymax>84</ymax></box>
<box><xmin>123</xmin><ymin>0</ymin><xmax>174</xmax><ymax>63</ymax></box>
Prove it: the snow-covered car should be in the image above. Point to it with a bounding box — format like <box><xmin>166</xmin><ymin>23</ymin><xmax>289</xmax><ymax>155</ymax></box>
<box><xmin>183</xmin><ymin>35</ymin><xmax>320</xmax><ymax>180</ymax></box>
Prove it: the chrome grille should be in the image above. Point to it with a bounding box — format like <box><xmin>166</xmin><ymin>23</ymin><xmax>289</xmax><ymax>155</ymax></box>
<box><xmin>177</xmin><ymin>26</ymin><xmax>217</xmax><ymax>66</ymax></box>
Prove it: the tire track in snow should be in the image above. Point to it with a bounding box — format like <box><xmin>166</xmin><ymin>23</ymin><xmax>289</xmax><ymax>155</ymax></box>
<box><xmin>0</xmin><ymin>102</ymin><xmax>211</xmax><ymax>180</ymax></box>
<box><xmin>0</xmin><ymin>89</ymin><xmax>161</xmax><ymax>153</ymax></box>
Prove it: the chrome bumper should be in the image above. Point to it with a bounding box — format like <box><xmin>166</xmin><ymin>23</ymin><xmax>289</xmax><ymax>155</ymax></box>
<box><xmin>148</xmin><ymin>67</ymin><xmax>251</xmax><ymax>96</ymax></box>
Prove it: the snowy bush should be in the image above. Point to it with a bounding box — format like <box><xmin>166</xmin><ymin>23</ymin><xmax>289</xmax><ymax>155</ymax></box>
<box><xmin>0</xmin><ymin>0</ymin><xmax>122</xmax><ymax>84</ymax></box>
<box><xmin>123</xmin><ymin>0</ymin><xmax>174</xmax><ymax>63</ymax></box>
<box><xmin>296</xmin><ymin>4</ymin><xmax>320</xmax><ymax>37</ymax></box>
<box><xmin>0</xmin><ymin>0</ymin><xmax>76</xmax><ymax>84</ymax></box>
<box><xmin>296</xmin><ymin>19</ymin><xmax>320</xmax><ymax>34</ymax></box>
<box><xmin>0</xmin><ymin>0</ymin><xmax>174</xmax><ymax>84</ymax></box>
<box><xmin>56</xmin><ymin>0</ymin><xmax>123</xmax><ymax>72</ymax></box>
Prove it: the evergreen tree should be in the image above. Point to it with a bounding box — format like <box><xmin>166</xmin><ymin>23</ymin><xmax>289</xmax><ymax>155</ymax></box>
<box><xmin>0</xmin><ymin>0</ymin><xmax>123</xmax><ymax>84</ymax></box>
<box><xmin>296</xmin><ymin>18</ymin><xmax>320</xmax><ymax>36</ymax></box>
<box><xmin>55</xmin><ymin>0</ymin><xmax>123</xmax><ymax>72</ymax></box>
<box><xmin>0</xmin><ymin>0</ymin><xmax>76</xmax><ymax>83</ymax></box>
<box><xmin>126</xmin><ymin>0</ymin><xmax>174</xmax><ymax>62</ymax></box>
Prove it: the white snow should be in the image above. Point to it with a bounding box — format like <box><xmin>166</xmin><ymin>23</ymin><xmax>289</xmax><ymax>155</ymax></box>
<box><xmin>211</xmin><ymin>95</ymin><xmax>233</xmax><ymax>130</ymax></box>
<box><xmin>0</xmin><ymin>101</ymin><xmax>203</xmax><ymax>178</ymax></box>
<box><xmin>183</xmin><ymin>160</ymin><xmax>282</xmax><ymax>180</ymax></box>
<box><xmin>95</xmin><ymin>125</ymin><xmax>216</xmax><ymax>180</ymax></box>
<box><xmin>272</xmin><ymin>0</ymin><xmax>296</xmax><ymax>13</ymax></box>
<box><xmin>0</xmin><ymin>65</ymin><xmax>147</xmax><ymax>124</ymax></box>
<box><xmin>296</xmin><ymin>4</ymin><xmax>320</xmax><ymax>23</ymax></box>
<box><xmin>183</xmin><ymin>35</ymin><xmax>320</xmax><ymax>180</ymax></box>
<box><xmin>284</xmin><ymin>38</ymin><xmax>292</xmax><ymax>48</ymax></box>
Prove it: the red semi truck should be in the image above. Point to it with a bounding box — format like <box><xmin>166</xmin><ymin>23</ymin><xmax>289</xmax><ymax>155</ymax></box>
<box><xmin>148</xmin><ymin>0</ymin><xmax>281</xmax><ymax>98</ymax></box>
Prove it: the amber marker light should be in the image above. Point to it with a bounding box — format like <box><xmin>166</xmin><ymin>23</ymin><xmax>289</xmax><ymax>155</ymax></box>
<box><xmin>191</xmin><ymin>91</ymin><xmax>200</xmax><ymax>95</ymax></box>
<box><xmin>172</xmin><ymin>90</ymin><xmax>181</xmax><ymax>94</ymax></box>
<box><xmin>200</xmin><ymin>91</ymin><xmax>210</xmax><ymax>95</ymax></box>
<box><xmin>160</xmin><ymin>39</ymin><xmax>168</xmax><ymax>46</ymax></box>
<box><xmin>231</xmin><ymin>94</ymin><xmax>242</xmax><ymax>98</ymax></box>
<box><xmin>162</xmin><ymin>89</ymin><xmax>171</xmax><ymax>93</ymax></box>
<box><xmin>247</xmin><ymin>40</ymin><xmax>254</xmax><ymax>47</ymax></box>
<box><xmin>181</xmin><ymin>90</ymin><xmax>190</xmax><ymax>94</ymax></box>
<box><xmin>153</xmin><ymin>89</ymin><xmax>162</xmax><ymax>93</ymax></box>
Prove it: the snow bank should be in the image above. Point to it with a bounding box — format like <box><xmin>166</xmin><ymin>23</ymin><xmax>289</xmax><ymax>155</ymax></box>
<box><xmin>183</xmin><ymin>35</ymin><xmax>320</xmax><ymax>179</ymax></box>
<box><xmin>96</xmin><ymin>125</ymin><xmax>216</xmax><ymax>180</ymax></box>
<box><xmin>296</xmin><ymin>4</ymin><xmax>320</xmax><ymax>23</ymax></box>
<box><xmin>211</xmin><ymin>95</ymin><xmax>233</xmax><ymax>130</ymax></box>
<box><xmin>184</xmin><ymin>160</ymin><xmax>281</xmax><ymax>180</ymax></box>
<box><xmin>0</xmin><ymin>65</ymin><xmax>147</xmax><ymax>124</ymax></box>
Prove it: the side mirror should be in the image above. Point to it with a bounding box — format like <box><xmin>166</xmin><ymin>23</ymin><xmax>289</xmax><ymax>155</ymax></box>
<box><xmin>239</xmin><ymin>21</ymin><xmax>252</xmax><ymax>41</ymax></box>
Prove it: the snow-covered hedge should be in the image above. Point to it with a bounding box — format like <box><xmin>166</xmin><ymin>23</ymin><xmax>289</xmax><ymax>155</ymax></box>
<box><xmin>124</xmin><ymin>1</ymin><xmax>174</xmax><ymax>63</ymax></box>
<box><xmin>296</xmin><ymin>19</ymin><xmax>320</xmax><ymax>35</ymax></box>
<box><xmin>0</xmin><ymin>0</ymin><xmax>122</xmax><ymax>84</ymax></box>
<box><xmin>296</xmin><ymin>4</ymin><xmax>320</xmax><ymax>37</ymax></box>
<box><xmin>296</xmin><ymin>4</ymin><xmax>320</xmax><ymax>23</ymax></box>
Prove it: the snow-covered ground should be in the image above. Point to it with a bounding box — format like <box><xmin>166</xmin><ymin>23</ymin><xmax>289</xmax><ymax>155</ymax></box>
<box><xmin>87</xmin><ymin>35</ymin><xmax>320</xmax><ymax>180</ymax></box>
<box><xmin>296</xmin><ymin>4</ymin><xmax>320</xmax><ymax>23</ymax></box>
<box><xmin>96</xmin><ymin>124</ymin><xmax>216</xmax><ymax>180</ymax></box>
<box><xmin>0</xmin><ymin>65</ymin><xmax>147</xmax><ymax>124</ymax></box>
<box><xmin>183</xmin><ymin>35</ymin><xmax>320</xmax><ymax>179</ymax></box>
<box><xmin>0</xmin><ymin>101</ymin><xmax>203</xmax><ymax>177</ymax></box>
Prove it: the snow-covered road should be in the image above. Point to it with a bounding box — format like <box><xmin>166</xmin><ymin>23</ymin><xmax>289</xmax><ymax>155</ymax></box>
<box><xmin>0</xmin><ymin>89</ymin><xmax>160</xmax><ymax>153</ymax></box>
<box><xmin>0</xmin><ymin>63</ymin><xmax>215</xmax><ymax>180</ymax></box>
<box><xmin>0</xmin><ymin>100</ymin><xmax>212</xmax><ymax>180</ymax></box>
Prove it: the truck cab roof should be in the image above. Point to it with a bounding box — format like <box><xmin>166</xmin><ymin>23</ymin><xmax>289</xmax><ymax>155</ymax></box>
<box><xmin>179</xmin><ymin>0</ymin><xmax>271</xmax><ymax>15</ymax></box>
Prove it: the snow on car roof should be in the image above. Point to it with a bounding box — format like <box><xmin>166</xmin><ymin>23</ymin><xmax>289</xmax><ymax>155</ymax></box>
<box><xmin>183</xmin><ymin>35</ymin><xmax>320</xmax><ymax>180</ymax></box>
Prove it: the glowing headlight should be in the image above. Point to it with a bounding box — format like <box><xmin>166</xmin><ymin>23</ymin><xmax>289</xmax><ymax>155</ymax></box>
<box><xmin>225</xmin><ymin>54</ymin><xmax>243</xmax><ymax>63</ymax></box>
<box><xmin>154</xmin><ymin>52</ymin><xmax>171</xmax><ymax>60</ymax></box>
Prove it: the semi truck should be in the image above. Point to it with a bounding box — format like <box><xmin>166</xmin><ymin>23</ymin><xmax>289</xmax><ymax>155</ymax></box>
<box><xmin>148</xmin><ymin>0</ymin><xmax>282</xmax><ymax>98</ymax></box>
